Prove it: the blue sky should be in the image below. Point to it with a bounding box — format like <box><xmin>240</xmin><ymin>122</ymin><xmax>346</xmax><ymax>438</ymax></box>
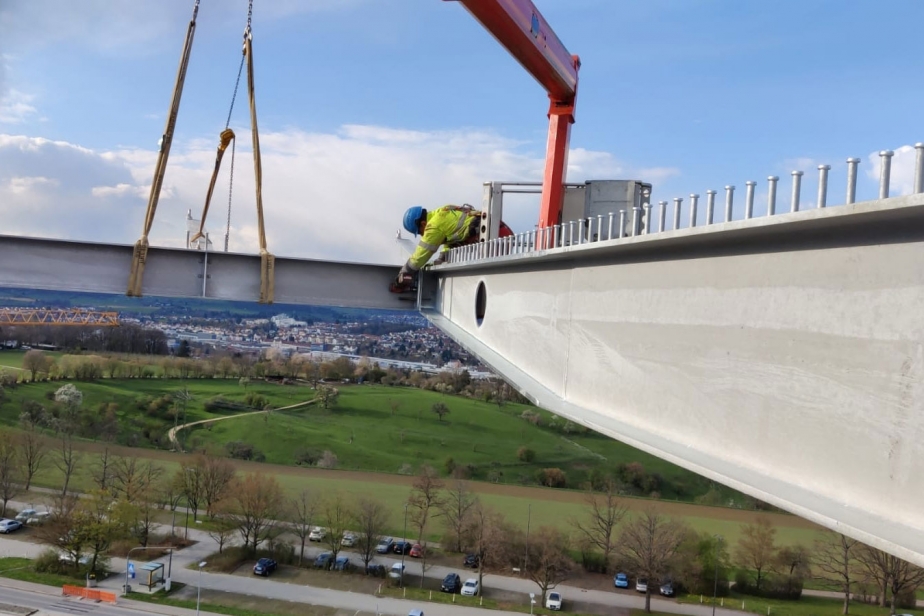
<box><xmin>1</xmin><ymin>0</ymin><xmax>921</xmax><ymax>264</ymax></box>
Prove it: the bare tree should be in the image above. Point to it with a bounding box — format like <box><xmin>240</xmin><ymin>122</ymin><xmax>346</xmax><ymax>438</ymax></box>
<box><xmin>17</xmin><ymin>417</ymin><xmax>47</xmax><ymax>490</ymax></box>
<box><xmin>619</xmin><ymin>508</ymin><xmax>687</xmax><ymax>613</ymax></box>
<box><xmin>231</xmin><ymin>472</ymin><xmax>284</xmax><ymax>552</ymax></box>
<box><xmin>0</xmin><ymin>430</ymin><xmax>21</xmax><ymax>516</ymax></box>
<box><xmin>288</xmin><ymin>489</ymin><xmax>317</xmax><ymax>566</ymax></box>
<box><xmin>174</xmin><ymin>461</ymin><xmax>204</xmax><ymax>522</ymax></box>
<box><xmin>856</xmin><ymin>545</ymin><xmax>924</xmax><ymax>614</ymax></box>
<box><xmin>735</xmin><ymin>516</ymin><xmax>777</xmax><ymax>593</ymax></box>
<box><xmin>522</xmin><ymin>526</ymin><xmax>574</xmax><ymax>606</ymax></box>
<box><xmin>322</xmin><ymin>493</ymin><xmax>350</xmax><ymax>565</ymax></box>
<box><xmin>35</xmin><ymin>494</ymin><xmax>85</xmax><ymax>567</ymax></box>
<box><xmin>199</xmin><ymin>454</ymin><xmax>237</xmax><ymax>517</ymax></box>
<box><xmin>90</xmin><ymin>446</ymin><xmax>115</xmax><ymax>494</ymax></box>
<box><xmin>570</xmin><ymin>480</ymin><xmax>626</xmax><ymax>573</ymax></box>
<box><xmin>439</xmin><ymin>478</ymin><xmax>476</xmax><ymax>553</ymax></box>
<box><xmin>127</xmin><ymin>497</ymin><xmax>159</xmax><ymax>548</ymax></box>
<box><xmin>814</xmin><ymin>533</ymin><xmax>859</xmax><ymax>614</ymax></box>
<box><xmin>353</xmin><ymin>497</ymin><xmax>390</xmax><ymax>572</ymax></box>
<box><xmin>53</xmin><ymin>384</ymin><xmax>83</xmax><ymax>497</ymax></box>
<box><xmin>207</xmin><ymin>499</ymin><xmax>237</xmax><ymax>553</ymax></box>
<box><xmin>23</xmin><ymin>349</ymin><xmax>49</xmax><ymax>381</ymax></box>
<box><xmin>431</xmin><ymin>402</ymin><xmax>450</xmax><ymax>423</ymax></box>
<box><xmin>408</xmin><ymin>465</ymin><xmax>444</xmax><ymax>543</ymax></box>
<box><xmin>465</xmin><ymin>501</ymin><xmax>513</xmax><ymax>595</ymax></box>
<box><xmin>112</xmin><ymin>456</ymin><xmax>163</xmax><ymax>504</ymax></box>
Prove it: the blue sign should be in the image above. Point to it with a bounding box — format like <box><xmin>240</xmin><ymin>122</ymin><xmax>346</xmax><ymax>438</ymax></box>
<box><xmin>128</xmin><ymin>563</ymin><xmax>135</xmax><ymax>579</ymax></box>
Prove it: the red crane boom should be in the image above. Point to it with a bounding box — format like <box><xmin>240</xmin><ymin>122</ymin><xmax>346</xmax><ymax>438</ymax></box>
<box><xmin>447</xmin><ymin>0</ymin><xmax>580</xmax><ymax>229</ymax></box>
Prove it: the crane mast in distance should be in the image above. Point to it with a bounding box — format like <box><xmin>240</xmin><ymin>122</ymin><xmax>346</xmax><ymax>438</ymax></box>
<box><xmin>0</xmin><ymin>308</ymin><xmax>120</xmax><ymax>327</ymax></box>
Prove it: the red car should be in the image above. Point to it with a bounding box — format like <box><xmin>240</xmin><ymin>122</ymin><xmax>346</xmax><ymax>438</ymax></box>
<box><xmin>410</xmin><ymin>543</ymin><xmax>425</xmax><ymax>558</ymax></box>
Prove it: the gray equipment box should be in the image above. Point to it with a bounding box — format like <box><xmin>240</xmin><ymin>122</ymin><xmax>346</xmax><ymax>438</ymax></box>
<box><xmin>562</xmin><ymin>180</ymin><xmax>652</xmax><ymax>240</ymax></box>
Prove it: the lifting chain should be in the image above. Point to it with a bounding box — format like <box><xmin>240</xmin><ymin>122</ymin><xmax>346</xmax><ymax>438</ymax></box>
<box><xmin>189</xmin><ymin>0</ymin><xmax>274</xmax><ymax>303</ymax></box>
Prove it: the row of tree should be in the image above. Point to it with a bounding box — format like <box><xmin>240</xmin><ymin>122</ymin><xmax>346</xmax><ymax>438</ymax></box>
<box><xmin>9</xmin><ymin>349</ymin><xmax>527</xmax><ymax>407</ymax></box>
<box><xmin>7</xmin><ymin>423</ymin><xmax>921</xmax><ymax>616</ymax></box>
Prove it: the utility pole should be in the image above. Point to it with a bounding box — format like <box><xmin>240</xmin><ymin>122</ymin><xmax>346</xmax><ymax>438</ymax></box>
<box><xmin>401</xmin><ymin>503</ymin><xmax>409</xmax><ymax>586</ymax></box>
<box><xmin>712</xmin><ymin>535</ymin><xmax>723</xmax><ymax>616</ymax></box>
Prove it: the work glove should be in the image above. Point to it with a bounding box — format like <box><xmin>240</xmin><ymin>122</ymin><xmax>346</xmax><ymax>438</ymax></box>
<box><xmin>389</xmin><ymin>265</ymin><xmax>414</xmax><ymax>293</ymax></box>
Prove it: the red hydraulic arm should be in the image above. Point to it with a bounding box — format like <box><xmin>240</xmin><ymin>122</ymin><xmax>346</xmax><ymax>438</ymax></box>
<box><xmin>446</xmin><ymin>0</ymin><xmax>580</xmax><ymax>229</ymax></box>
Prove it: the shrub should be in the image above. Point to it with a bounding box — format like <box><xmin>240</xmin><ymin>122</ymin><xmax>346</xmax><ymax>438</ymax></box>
<box><xmin>226</xmin><ymin>441</ymin><xmax>265</xmax><ymax>461</ymax></box>
<box><xmin>34</xmin><ymin>549</ymin><xmax>66</xmax><ymax>574</ymax></box>
<box><xmin>517</xmin><ymin>446</ymin><xmax>536</xmax><ymax>462</ymax></box>
<box><xmin>444</xmin><ymin>457</ymin><xmax>457</xmax><ymax>475</ymax></box>
<box><xmin>244</xmin><ymin>392</ymin><xmax>270</xmax><ymax>409</ymax></box>
<box><xmin>317</xmin><ymin>450</ymin><xmax>338</xmax><ymax>469</ymax></box>
<box><xmin>537</xmin><ymin>467</ymin><xmax>567</xmax><ymax>488</ymax></box>
<box><xmin>734</xmin><ymin>570</ymin><xmax>803</xmax><ymax>600</ymax></box>
<box><xmin>295</xmin><ymin>448</ymin><xmax>322</xmax><ymax>466</ymax></box>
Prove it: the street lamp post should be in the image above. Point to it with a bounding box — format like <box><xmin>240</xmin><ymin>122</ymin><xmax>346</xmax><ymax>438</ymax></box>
<box><xmin>712</xmin><ymin>535</ymin><xmax>723</xmax><ymax>616</ymax></box>
<box><xmin>196</xmin><ymin>561</ymin><xmax>207</xmax><ymax>616</ymax></box>
<box><xmin>524</xmin><ymin>503</ymin><xmax>531</xmax><ymax>575</ymax></box>
<box><xmin>400</xmin><ymin>503</ymin><xmax>409</xmax><ymax>586</ymax></box>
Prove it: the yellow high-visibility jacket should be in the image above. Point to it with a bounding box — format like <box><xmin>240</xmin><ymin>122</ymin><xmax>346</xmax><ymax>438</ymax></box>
<box><xmin>406</xmin><ymin>205</ymin><xmax>477</xmax><ymax>271</ymax></box>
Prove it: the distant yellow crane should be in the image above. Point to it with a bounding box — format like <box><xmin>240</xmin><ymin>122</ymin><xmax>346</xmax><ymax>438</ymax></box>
<box><xmin>0</xmin><ymin>308</ymin><xmax>120</xmax><ymax>327</ymax></box>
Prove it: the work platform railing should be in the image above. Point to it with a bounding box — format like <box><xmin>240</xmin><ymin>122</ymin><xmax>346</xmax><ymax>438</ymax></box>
<box><xmin>444</xmin><ymin>143</ymin><xmax>924</xmax><ymax>264</ymax></box>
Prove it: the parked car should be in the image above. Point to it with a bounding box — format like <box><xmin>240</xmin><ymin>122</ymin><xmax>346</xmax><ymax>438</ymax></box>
<box><xmin>366</xmin><ymin>564</ymin><xmax>386</xmax><ymax>577</ymax></box>
<box><xmin>393</xmin><ymin>540</ymin><xmax>411</xmax><ymax>555</ymax></box>
<box><xmin>659</xmin><ymin>581</ymin><xmax>674</xmax><ymax>597</ymax></box>
<box><xmin>314</xmin><ymin>552</ymin><xmax>333</xmax><ymax>569</ymax></box>
<box><xmin>58</xmin><ymin>552</ymin><xmax>90</xmax><ymax>566</ymax></box>
<box><xmin>334</xmin><ymin>556</ymin><xmax>351</xmax><ymax>571</ymax></box>
<box><xmin>461</xmin><ymin>578</ymin><xmax>480</xmax><ymax>597</ymax></box>
<box><xmin>389</xmin><ymin>563</ymin><xmax>406</xmax><ymax>579</ymax></box>
<box><xmin>26</xmin><ymin>512</ymin><xmax>51</xmax><ymax>525</ymax></box>
<box><xmin>341</xmin><ymin>532</ymin><xmax>356</xmax><ymax>547</ymax></box>
<box><xmin>409</xmin><ymin>543</ymin><xmax>425</xmax><ymax>558</ymax></box>
<box><xmin>309</xmin><ymin>526</ymin><xmax>327</xmax><ymax>542</ymax></box>
<box><xmin>408</xmin><ymin>610</ymin><xmax>424</xmax><ymax>616</ymax></box>
<box><xmin>546</xmin><ymin>591</ymin><xmax>562</xmax><ymax>610</ymax></box>
<box><xmin>376</xmin><ymin>537</ymin><xmax>395</xmax><ymax>554</ymax></box>
<box><xmin>253</xmin><ymin>558</ymin><xmax>277</xmax><ymax>576</ymax></box>
<box><xmin>635</xmin><ymin>578</ymin><xmax>648</xmax><ymax>593</ymax></box>
<box><xmin>463</xmin><ymin>553</ymin><xmax>480</xmax><ymax>568</ymax></box>
<box><xmin>14</xmin><ymin>509</ymin><xmax>36</xmax><ymax>523</ymax></box>
<box><xmin>440</xmin><ymin>573</ymin><xmax>461</xmax><ymax>593</ymax></box>
<box><xmin>0</xmin><ymin>519</ymin><xmax>22</xmax><ymax>534</ymax></box>
<box><xmin>614</xmin><ymin>572</ymin><xmax>629</xmax><ymax>588</ymax></box>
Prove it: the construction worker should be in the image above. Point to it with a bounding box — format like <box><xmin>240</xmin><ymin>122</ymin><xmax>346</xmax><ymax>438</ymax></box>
<box><xmin>392</xmin><ymin>205</ymin><xmax>512</xmax><ymax>292</ymax></box>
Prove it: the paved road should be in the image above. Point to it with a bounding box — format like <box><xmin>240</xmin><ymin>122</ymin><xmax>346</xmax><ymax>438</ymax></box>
<box><xmin>0</xmin><ymin>530</ymin><xmax>742</xmax><ymax>616</ymax></box>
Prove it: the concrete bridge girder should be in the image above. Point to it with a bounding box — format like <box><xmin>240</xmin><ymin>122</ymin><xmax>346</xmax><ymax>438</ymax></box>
<box><xmin>423</xmin><ymin>193</ymin><xmax>924</xmax><ymax>566</ymax></box>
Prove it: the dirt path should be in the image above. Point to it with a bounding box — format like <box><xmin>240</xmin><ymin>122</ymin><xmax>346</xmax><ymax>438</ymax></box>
<box><xmin>168</xmin><ymin>397</ymin><xmax>318</xmax><ymax>450</ymax></box>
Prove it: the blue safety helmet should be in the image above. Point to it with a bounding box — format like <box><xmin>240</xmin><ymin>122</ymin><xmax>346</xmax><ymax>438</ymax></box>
<box><xmin>403</xmin><ymin>206</ymin><xmax>426</xmax><ymax>236</ymax></box>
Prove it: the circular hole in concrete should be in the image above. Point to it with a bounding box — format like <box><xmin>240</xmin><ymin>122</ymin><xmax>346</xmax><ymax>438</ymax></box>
<box><xmin>475</xmin><ymin>281</ymin><xmax>487</xmax><ymax>326</ymax></box>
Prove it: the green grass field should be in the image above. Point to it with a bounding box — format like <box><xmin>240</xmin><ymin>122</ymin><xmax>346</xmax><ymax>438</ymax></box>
<box><xmin>0</xmin><ymin>373</ymin><xmax>732</xmax><ymax>502</ymax></box>
<box><xmin>679</xmin><ymin>592</ymin><xmax>924</xmax><ymax>616</ymax></box>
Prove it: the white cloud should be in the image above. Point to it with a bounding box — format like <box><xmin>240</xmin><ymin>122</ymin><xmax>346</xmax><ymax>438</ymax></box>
<box><xmin>91</xmin><ymin>183</ymin><xmax>150</xmax><ymax>198</ymax></box>
<box><xmin>0</xmin><ymin>89</ymin><xmax>37</xmax><ymax>124</ymax></box>
<box><xmin>865</xmin><ymin>144</ymin><xmax>921</xmax><ymax>197</ymax></box>
<box><xmin>0</xmin><ymin>126</ymin><xmax>677</xmax><ymax>265</ymax></box>
<box><xmin>8</xmin><ymin>176</ymin><xmax>57</xmax><ymax>194</ymax></box>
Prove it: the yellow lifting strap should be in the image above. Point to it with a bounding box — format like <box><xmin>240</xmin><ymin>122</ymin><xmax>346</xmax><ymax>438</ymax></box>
<box><xmin>127</xmin><ymin>0</ymin><xmax>200</xmax><ymax>297</ymax></box>
<box><xmin>192</xmin><ymin>27</ymin><xmax>274</xmax><ymax>303</ymax></box>
<box><xmin>189</xmin><ymin>128</ymin><xmax>236</xmax><ymax>245</ymax></box>
<box><xmin>245</xmin><ymin>30</ymin><xmax>275</xmax><ymax>304</ymax></box>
